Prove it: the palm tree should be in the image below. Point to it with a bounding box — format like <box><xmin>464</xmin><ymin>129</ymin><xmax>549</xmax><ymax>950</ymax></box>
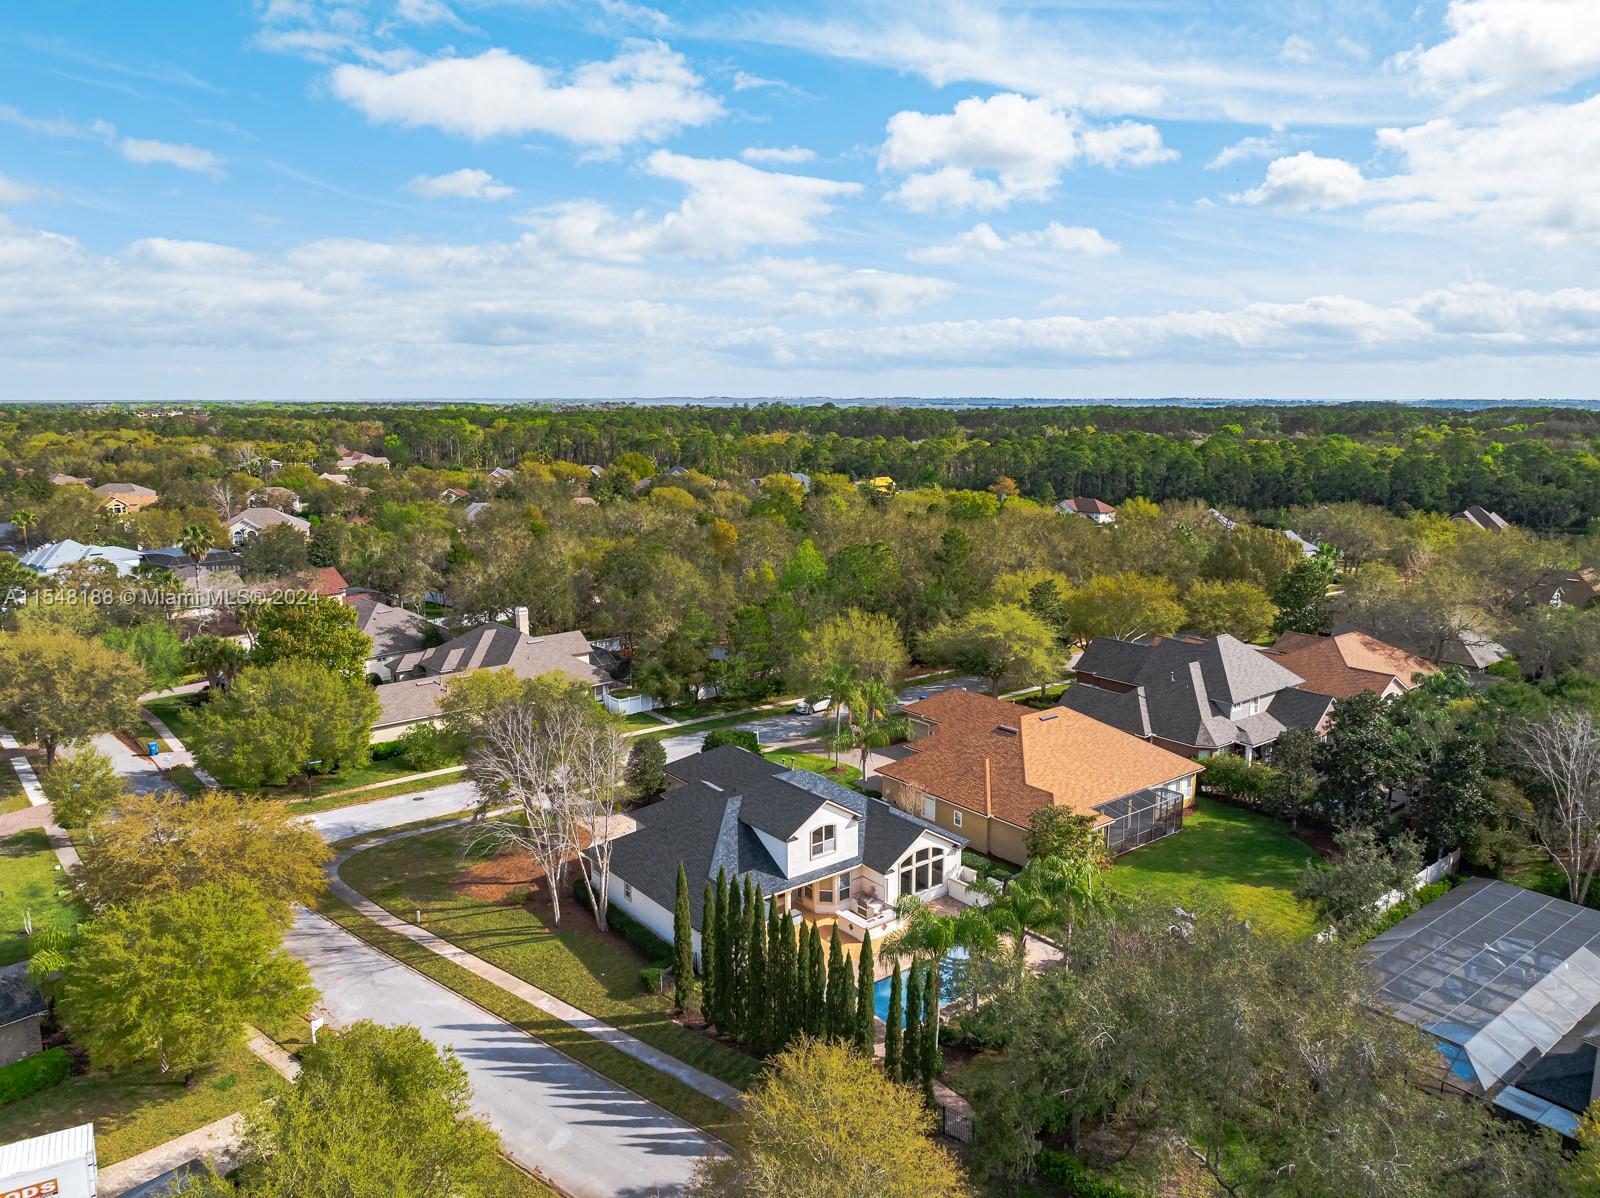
<box><xmin>814</xmin><ymin>662</ymin><xmax>854</xmax><ymax>767</ymax></box>
<box><xmin>981</xmin><ymin>856</ymin><xmax>1111</xmax><ymax>989</ymax></box>
<box><xmin>179</xmin><ymin>523</ymin><xmax>214</xmax><ymax>564</ymax></box>
<box><xmin>842</xmin><ymin>679</ymin><xmax>911</xmax><ymax>779</ymax></box>
<box><xmin>888</xmin><ymin>896</ymin><xmax>998</xmax><ymax>1048</ymax></box>
<box><xmin>10</xmin><ymin>509</ymin><xmax>35</xmax><ymax>551</ymax></box>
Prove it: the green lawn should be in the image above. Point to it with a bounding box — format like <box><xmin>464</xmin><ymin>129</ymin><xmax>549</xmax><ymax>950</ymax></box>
<box><xmin>0</xmin><ymin>1043</ymin><xmax>285</xmax><ymax>1165</ymax></box>
<box><xmin>282</xmin><ymin>766</ymin><xmax>469</xmax><ymax>815</ymax></box>
<box><xmin>0</xmin><ymin>762</ymin><xmax>28</xmax><ymax>815</ymax></box>
<box><xmin>144</xmin><ymin>694</ymin><xmax>204</xmax><ymax>745</ymax></box>
<box><xmin>0</xmin><ymin>829</ymin><xmax>83</xmax><ymax>966</ymax></box>
<box><xmin>1109</xmin><ymin>799</ymin><xmax>1322</xmax><ymax>939</ymax></box>
<box><xmin>765</xmin><ymin>750</ymin><xmax>862</xmax><ymax>784</ymax></box>
<box><xmin>339</xmin><ymin>827</ymin><xmax>761</xmax><ymax>1095</ymax></box>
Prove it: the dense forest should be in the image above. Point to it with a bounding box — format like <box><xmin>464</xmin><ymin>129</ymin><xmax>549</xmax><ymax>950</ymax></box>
<box><xmin>3</xmin><ymin>401</ymin><xmax>1599</xmax><ymax>530</ymax></box>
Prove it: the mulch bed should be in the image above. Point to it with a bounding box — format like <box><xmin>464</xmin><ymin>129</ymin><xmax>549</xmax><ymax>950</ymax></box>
<box><xmin>449</xmin><ymin>844</ymin><xmax>638</xmax><ymax>957</ymax></box>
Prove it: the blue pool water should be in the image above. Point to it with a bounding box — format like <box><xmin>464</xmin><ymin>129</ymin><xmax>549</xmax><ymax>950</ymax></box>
<box><xmin>872</xmin><ymin>946</ymin><xmax>968</xmax><ymax>1021</ymax></box>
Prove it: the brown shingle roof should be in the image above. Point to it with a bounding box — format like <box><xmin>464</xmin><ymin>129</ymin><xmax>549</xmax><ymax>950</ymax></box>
<box><xmin>1265</xmin><ymin>631</ymin><xmax>1437</xmax><ymax>699</ymax></box>
<box><xmin>879</xmin><ymin>689</ymin><xmax>1199</xmax><ymax>828</ymax></box>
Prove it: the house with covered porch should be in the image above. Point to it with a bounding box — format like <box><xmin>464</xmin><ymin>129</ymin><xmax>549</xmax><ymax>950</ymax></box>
<box><xmin>600</xmin><ymin>745</ymin><xmax>966</xmax><ymax>965</ymax></box>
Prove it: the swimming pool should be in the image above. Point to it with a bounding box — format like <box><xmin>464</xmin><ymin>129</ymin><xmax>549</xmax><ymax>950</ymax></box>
<box><xmin>872</xmin><ymin>946</ymin><xmax>968</xmax><ymax>1021</ymax></box>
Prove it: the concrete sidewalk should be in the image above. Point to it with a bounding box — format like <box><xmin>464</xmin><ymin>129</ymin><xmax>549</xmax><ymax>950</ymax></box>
<box><xmin>330</xmin><ymin>823</ymin><xmax>742</xmax><ymax>1109</ymax></box>
<box><xmin>137</xmin><ymin>710</ymin><xmax>221</xmax><ymax>788</ymax></box>
<box><xmin>98</xmin><ymin>1114</ymin><xmax>245</xmax><ymax>1198</ymax></box>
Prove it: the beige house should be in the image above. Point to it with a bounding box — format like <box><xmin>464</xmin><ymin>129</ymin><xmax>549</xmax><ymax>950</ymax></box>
<box><xmin>93</xmin><ymin>481</ymin><xmax>159</xmax><ymax>514</ymax></box>
<box><xmin>878</xmin><ymin>689</ymin><xmax>1201</xmax><ymax>865</ymax></box>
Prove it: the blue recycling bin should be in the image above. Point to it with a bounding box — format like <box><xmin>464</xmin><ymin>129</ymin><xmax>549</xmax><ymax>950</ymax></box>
<box><xmin>148</xmin><ymin>741</ymin><xmax>160</xmax><ymax>757</ymax></box>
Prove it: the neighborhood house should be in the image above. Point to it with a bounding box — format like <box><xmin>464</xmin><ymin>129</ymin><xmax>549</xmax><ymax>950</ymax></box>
<box><xmin>877</xmin><ymin>689</ymin><xmax>1201</xmax><ymax>863</ymax></box>
<box><xmin>601</xmin><ymin>745</ymin><xmax>966</xmax><ymax>963</ymax></box>
<box><xmin>226</xmin><ymin>507</ymin><xmax>311</xmax><ymax>544</ymax></box>
<box><xmin>92</xmin><ymin>482</ymin><xmax>158</xmax><ymax>514</ymax></box>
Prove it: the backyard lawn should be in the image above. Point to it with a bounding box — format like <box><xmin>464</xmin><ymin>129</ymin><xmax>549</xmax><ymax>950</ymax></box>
<box><xmin>1109</xmin><ymin>799</ymin><xmax>1322</xmax><ymax>939</ymax></box>
<box><xmin>766</xmin><ymin>749</ymin><xmax>862</xmax><ymax>784</ymax></box>
<box><xmin>0</xmin><ymin>829</ymin><xmax>82</xmax><ymax>966</ymax></box>
<box><xmin>339</xmin><ymin>826</ymin><xmax>762</xmax><ymax>1092</ymax></box>
<box><xmin>0</xmin><ymin>762</ymin><xmax>27</xmax><ymax>815</ymax></box>
<box><xmin>0</xmin><ymin>1043</ymin><xmax>285</xmax><ymax>1165</ymax></box>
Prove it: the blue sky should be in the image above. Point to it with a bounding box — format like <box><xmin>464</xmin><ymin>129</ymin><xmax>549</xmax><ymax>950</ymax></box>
<box><xmin>1</xmin><ymin>1</ymin><xmax>1597</xmax><ymax>401</ymax></box>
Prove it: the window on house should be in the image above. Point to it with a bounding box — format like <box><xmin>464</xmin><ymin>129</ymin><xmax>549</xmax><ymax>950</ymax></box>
<box><xmin>952</xmin><ymin>810</ymin><xmax>963</xmax><ymax>828</ymax></box>
<box><xmin>922</xmin><ymin>796</ymin><xmax>935</xmax><ymax>820</ymax></box>
<box><xmin>810</xmin><ymin>824</ymin><xmax>836</xmax><ymax>858</ymax></box>
<box><xmin>899</xmin><ymin>845</ymin><xmax>947</xmax><ymax>896</ymax></box>
<box><xmin>837</xmin><ymin>873</ymin><xmax>851</xmax><ymax>901</ymax></box>
<box><xmin>622</xmin><ymin>882</ymin><xmax>632</xmax><ymax>900</ymax></box>
<box><xmin>819</xmin><ymin>883</ymin><xmax>833</xmax><ymax>903</ymax></box>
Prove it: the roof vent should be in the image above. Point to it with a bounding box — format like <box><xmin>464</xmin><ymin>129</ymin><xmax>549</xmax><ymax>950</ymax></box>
<box><xmin>994</xmin><ymin>725</ymin><xmax>1017</xmax><ymax>736</ymax></box>
<box><xmin>703</xmin><ymin>781</ymin><xmax>724</xmax><ymax>792</ymax></box>
<box><xmin>1038</xmin><ymin>712</ymin><xmax>1059</xmax><ymax>721</ymax></box>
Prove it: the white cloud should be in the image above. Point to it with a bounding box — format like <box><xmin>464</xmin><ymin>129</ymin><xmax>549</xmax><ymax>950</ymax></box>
<box><xmin>1206</xmin><ymin>133</ymin><xmax>1293</xmax><ymax>170</ymax></box>
<box><xmin>1232</xmin><ymin>151</ymin><xmax>1364</xmax><ymax>211</ymax></box>
<box><xmin>517</xmin><ymin>152</ymin><xmax>860</xmax><ymax>260</ymax></box>
<box><xmin>756</xmin><ymin>282</ymin><xmax>1600</xmax><ymax>368</ymax></box>
<box><xmin>1365</xmin><ymin>96</ymin><xmax>1600</xmax><ymax>243</ymax></box>
<box><xmin>880</xmin><ymin>93</ymin><xmax>1172</xmax><ymax>212</ymax></box>
<box><xmin>732</xmin><ymin>71</ymin><xmax>781</xmax><ymax>91</ymax></box>
<box><xmin>1280</xmin><ymin>35</ymin><xmax>1316</xmax><ymax>65</ymax></box>
<box><xmin>1394</xmin><ymin>0</ymin><xmax>1600</xmax><ymax>103</ymax></box>
<box><xmin>741</xmin><ymin>145</ymin><xmax>817</xmax><ymax>165</ymax></box>
<box><xmin>330</xmin><ymin>41</ymin><xmax>724</xmax><ymax>148</ymax></box>
<box><xmin>390</xmin><ymin>0</ymin><xmax>468</xmax><ymax>29</ymax></box>
<box><xmin>717</xmin><ymin>258</ymin><xmax>951</xmax><ymax>318</ymax></box>
<box><xmin>117</xmin><ymin>136</ymin><xmax>224</xmax><ymax>177</ymax></box>
<box><xmin>0</xmin><ymin>174</ymin><xmax>41</xmax><ymax>204</ymax></box>
<box><xmin>909</xmin><ymin>221</ymin><xmax>1118</xmax><ymax>263</ymax></box>
<box><xmin>404</xmin><ymin>168</ymin><xmax>515</xmax><ymax>200</ymax></box>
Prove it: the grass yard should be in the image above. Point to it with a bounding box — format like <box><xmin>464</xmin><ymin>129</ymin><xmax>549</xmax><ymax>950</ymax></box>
<box><xmin>339</xmin><ymin>827</ymin><xmax>762</xmax><ymax>1095</ymax></box>
<box><xmin>314</xmin><ymin>893</ymin><xmax>743</xmax><ymax>1145</ymax></box>
<box><xmin>1109</xmin><ymin>799</ymin><xmax>1322</xmax><ymax>939</ymax></box>
<box><xmin>0</xmin><ymin>1043</ymin><xmax>285</xmax><ymax>1165</ymax></box>
<box><xmin>765</xmin><ymin>749</ymin><xmax>862</xmax><ymax>785</ymax></box>
<box><xmin>282</xmin><ymin>766</ymin><xmax>469</xmax><ymax>815</ymax></box>
<box><xmin>143</xmin><ymin>694</ymin><xmax>204</xmax><ymax>745</ymax></box>
<box><xmin>0</xmin><ymin>762</ymin><xmax>28</xmax><ymax>814</ymax></box>
<box><xmin>0</xmin><ymin>829</ymin><xmax>83</xmax><ymax>966</ymax></box>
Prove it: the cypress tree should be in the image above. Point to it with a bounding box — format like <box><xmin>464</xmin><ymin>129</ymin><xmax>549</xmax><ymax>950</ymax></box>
<box><xmin>825</xmin><ymin>933</ymin><xmax>849</xmax><ymax>1038</ymax></box>
<box><xmin>673</xmin><ymin>863</ymin><xmax>694</xmax><ymax>1013</ymax></box>
<box><xmin>746</xmin><ymin>887</ymin><xmax>767</xmax><ymax>1052</ymax></box>
<box><xmin>793</xmin><ymin>917</ymin><xmax>812</xmax><ymax>1038</ymax></box>
<box><xmin>723</xmin><ymin>876</ymin><xmax>744</xmax><ymax>1037</ymax></box>
<box><xmin>701</xmin><ymin>880</ymin><xmax>718</xmax><ymax>1026</ymax></box>
<box><xmin>766</xmin><ymin>905</ymin><xmax>786</xmax><ymax>1052</ymax></box>
<box><xmin>738</xmin><ymin>877</ymin><xmax>756</xmax><ymax>1037</ymax></box>
<box><xmin>854</xmin><ymin>930</ymin><xmax>876</xmax><ymax>1055</ymax></box>
<box><xmin>807</xmin><ymin>924</ymin><xmax>827</xmax><ymax>1036</ymax></box>
<box><xmin>883</xmin><ymin>963</ymin><xmax>904</xmax><ymax>1081</ymax></box>
<box><xmin>713</xmin><ymin>869</ymin><xmax>733</xmax><ymax>1030</ymax></box>
<box><xmin>902</xmin><ymin>963</ymin><xmax>922</xmax><ymax>1086</ymax></box>
<box><xmin>780</xmin><ymin>913</ymin><xmax>799</xmax><ymax>1048</ymax></box>
<box><xmin>836</xmin><ymin>944</ymin><xmax>856</xmax><ymax>1043</ymax></box>
<box><xmin>921</xmin><ymin>962</ymin><xmax>940</xmax><ymax>1107</ymax></box>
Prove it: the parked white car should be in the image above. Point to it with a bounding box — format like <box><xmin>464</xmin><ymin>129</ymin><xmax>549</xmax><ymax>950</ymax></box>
<box><xmin>792</xmin><ymin>695</ymin><xmax>833</xmax><ymax>715</ymax></box>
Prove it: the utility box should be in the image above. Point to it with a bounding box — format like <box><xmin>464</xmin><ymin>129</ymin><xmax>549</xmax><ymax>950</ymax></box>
<box><xmin>0</xmin><ymin>1124</ymin><xmax>97</xmax><ymax>1198</ymax></box>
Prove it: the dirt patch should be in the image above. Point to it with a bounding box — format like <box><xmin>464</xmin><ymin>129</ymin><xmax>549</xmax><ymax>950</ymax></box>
<box><xmin>451</xmin><ymin>845</ymin><xmax>641</xmax><ymax>956</ymax></box>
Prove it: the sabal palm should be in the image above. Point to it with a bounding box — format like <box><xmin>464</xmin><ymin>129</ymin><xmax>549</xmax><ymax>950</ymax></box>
<box><xmin>179</xmin><ymin>523</ymin><xmax>214</xmax><ymax>563</ymax></box>
<box><xmin>890</xmin><ymin>896</ymin><xmax>999</xmax><ymax>1043</ymax></box>
<box><xmin>986</xmin><ymin>856</ymin><xmax>1109</xmax><ymax>986</ymax></box>
<box><xmin>814</xmin><ymin>662</ymin><xmax>854</xmax><ymax>766</ymax></box>
<box><xmin>10</xmin><ymin>509</ymin><xmax>35</xmax><ymax>550</ymax></box>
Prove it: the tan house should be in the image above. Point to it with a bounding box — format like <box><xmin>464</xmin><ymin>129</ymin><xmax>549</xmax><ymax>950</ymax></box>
<box><xmin>1262</xmin><ymin>631</ymin><xmax>1438</xmax><ymax>700</ymax></box>
<box><xmin>877</xmin><ymin>689</ymin><xmax>1202</xmax><ymax>864</ymax></box>
<box><xmin>93</xmin><ymin>481</ymin><xmax>159</xmax><ymax>514</ymax></box>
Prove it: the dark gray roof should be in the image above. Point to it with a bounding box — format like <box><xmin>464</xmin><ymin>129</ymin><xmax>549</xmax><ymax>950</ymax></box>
<box><xmin>1267</xmin><ymin>687</ymin><xmax>1335</xmax><ymax>732</ymax></box>
<box><xmin>0</xmin><ymin>962</ymin><xmax>45</xmax><ymax>1028</ymax></box>
<box><xmin>606</xmin><ymin>746</ymin><xmax>961</xmax><ymax>930</ymax></box>
<box><xmin>1066</xmin><ymin>635</ymin><xmax>1305</xmax><ymax>751</ymax></box>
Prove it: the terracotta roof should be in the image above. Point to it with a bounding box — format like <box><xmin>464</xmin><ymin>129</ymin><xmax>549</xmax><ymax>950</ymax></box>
<box><xmin>879</xmin><ymin>689</ymin><xmax>1199</xmax><ymax>828</ymax></box>
<box><xmin>1266</xmin><ymin>631</ymin><xmax>1437</xmax><ymax>699</ymax></box>
<box><xmin>1068</xmin><ymin>496</ymin><xmax>1115</xmax><ymax>514</ymax></box>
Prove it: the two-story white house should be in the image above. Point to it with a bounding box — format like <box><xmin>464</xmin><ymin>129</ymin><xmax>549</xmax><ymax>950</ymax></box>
<box><xmin>599</xmin><ymin>745</ymin><xmax>967</xmax><ymax>965</ymax></box>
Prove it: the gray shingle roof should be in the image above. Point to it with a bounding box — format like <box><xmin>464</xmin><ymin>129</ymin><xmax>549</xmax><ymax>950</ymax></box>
<box><xmin>0</xmin><ymin>962</ymin><xmax>45</xmax><ymax>1028</ymax></box>
<box><xmin>607</xmin><ymin>746</ymin><xmax>962</xmax><ymax>930</ymax></box>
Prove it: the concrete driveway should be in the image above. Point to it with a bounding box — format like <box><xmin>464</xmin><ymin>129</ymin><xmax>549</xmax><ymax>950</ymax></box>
<box><xmin>288</xmin><ymin>909</ymin><xmax>713</xmax><ymax>1198</ymax></box>
<box><xmin>91</xmin><ymin>731</ymin><xmax>175</xmax><ymax>797</ymax></box>
<box><xmin>657</xmin><ymin>675</ymin><xmax>989</xmax><ymax>764</ymax></box>
<box><xmin>307</xmin><ymin>779</ymin><xmax>481</xmax><ymax>842</ymax></box>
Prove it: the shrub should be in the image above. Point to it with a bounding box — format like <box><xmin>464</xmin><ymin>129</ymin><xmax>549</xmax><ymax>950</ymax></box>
<box><xmin>961</xmin><ymin>850</ymin><xmax>1017</xmax><ymax>882</ymax></box>
<box><xmin>639</xmin><ymin>965</ymin><xmax>665</xmax><ymax>995</ymax></box>
<box><xmin>371</xmin><ymin>740</ymin><xmax>407</xmax><ymax>762</ymax></box>
<box><xmin>0</xmin><ymin>1047</ymin><xmax>71</xmax><ymax>1106</ymax></box>
<box><xmin>569</xmin><ymin>877</ymin><xmax>672</xmax><ymax>965</ymax></box>
<box><xmin>703</xmin><ymin>728</ymin><xmax>759</xmax><ymax>754</ymax></box>
<box><xmin>394</xmin><ymin>722</ymin><xmax>460</xmax><ymax>771</ymax></box>
<box><xmin>1034</xmin><ymin>1150</ymin><xmax>1137</xmax><ymax>1198</ymax></box>
<box><xmin>1200</xmin><ymin>753</ymin><xmax>1280</xmax><ymax>809</ymax></box>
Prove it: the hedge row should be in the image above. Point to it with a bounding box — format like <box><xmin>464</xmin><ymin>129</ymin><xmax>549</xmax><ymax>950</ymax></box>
<box><xmin>569</xmin><ymin>876</ymin><xmax>673</xmax><ymax>981</ymax></box>
<box><xmin>0</xmin><ymin>1047</ymin><xmax>71</xmax><ymax>1106</ymax></box>
<box><xmin>1035</xmin><ymin>1151</ymin><xmax>1138</xmax><ymax>1198</ymax></box>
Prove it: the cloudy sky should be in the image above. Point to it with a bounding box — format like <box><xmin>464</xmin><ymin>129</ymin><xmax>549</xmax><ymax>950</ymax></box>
<box><xmin>1</xmin><ymin>0</ymin><xmax>1596</xmax><ymax>401</ymax></box>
